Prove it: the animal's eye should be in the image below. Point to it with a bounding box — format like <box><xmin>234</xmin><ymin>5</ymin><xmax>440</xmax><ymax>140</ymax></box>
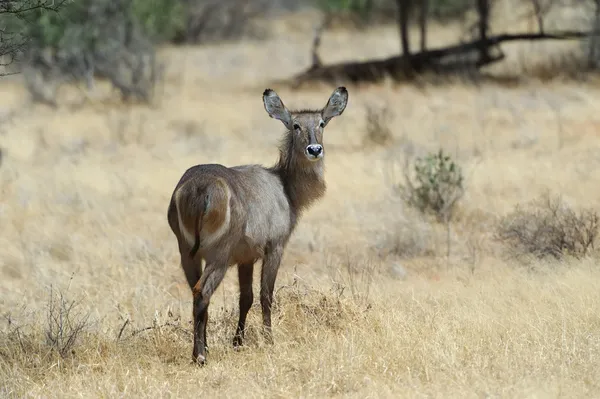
<box><xmin>293</xmin><ymin>123</ymin><xmax>300</xmax><ymax>130</ymax></box>
<box><xmin>319</xmin><ymin>121</ymin><xmax>325</xmax><ymax>128</ymax></box>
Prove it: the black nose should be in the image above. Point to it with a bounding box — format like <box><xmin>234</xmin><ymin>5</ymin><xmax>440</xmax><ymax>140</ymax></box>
<box><xmin>307</xmin><ymin>145</ymin><xmax>323</xmax><ymax>156</ymax></box>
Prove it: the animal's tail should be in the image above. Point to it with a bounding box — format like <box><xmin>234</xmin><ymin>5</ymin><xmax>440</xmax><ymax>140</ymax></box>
<box><xmin>175</xmin><ymin>178</ymin><xmax>231</xmax><ymax>260</ymax></box>
<box><xmin>189</xmin><ymin>200</ymin><xmax>208</xmax><ymax>259</ymax></box>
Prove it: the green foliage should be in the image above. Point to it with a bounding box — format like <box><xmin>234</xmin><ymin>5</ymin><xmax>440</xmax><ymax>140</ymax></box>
<box><xmin>399</xmin><ymin>149</ymin><xmax>465</xmax><ymax>222</ymax></box>
<box><xmin>315</xmin><ymin>0</ymin><xmax>472</xmax><ymax>21</ymax></box>
<box><xmin>12</xmin><ymin>0</ymin><xmax>182</xmax><ymax>50</ymax></box>
<box><xmin>131</xmin><ymin>0</ymin><xmax>185</xmax><ymax>41</ymax></box>
<box><xmin>315</xmin><ymin>0</ymin><xmax>375</xmax><ymax>19</ymax></box>
<box><xmin>13</xmin><ymin>0</ymin><xmax>260</xmax><ymax>49</ymax></box>
<box><xmin>21</xmin><ymin>0</ymin><xmax>162</xmax><ymax>104</ymax></box>
<box><xmin>429</xmin><ymin>0</ymin><xmax>472</xmax><ymax>19</ymax></box>
<box><xmin>0</xmin><ymin>1</ymin><xmax>68</xmax><ymax>61</ymax></box>
<box><xmin>21</xmin><ymin>2</ymin><xmax>85</xmax><ymax>48</ymax></box>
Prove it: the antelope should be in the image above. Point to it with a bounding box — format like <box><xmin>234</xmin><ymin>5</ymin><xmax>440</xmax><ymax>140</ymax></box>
<box><xmin>167</xmin><ymin>87</ymin><xmax>348</xmax><ymax>365</ymax></box>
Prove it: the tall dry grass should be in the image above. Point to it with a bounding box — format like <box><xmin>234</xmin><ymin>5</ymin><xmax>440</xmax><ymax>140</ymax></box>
<box><xmin>2</xmin><ymin>263</ymin><xmax>600</xmax><ymax>397</ymax></box>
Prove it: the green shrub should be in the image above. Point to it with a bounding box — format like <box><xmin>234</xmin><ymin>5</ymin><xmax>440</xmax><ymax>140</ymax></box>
<box><xmin>131</xmin><ymin>0</ymin><xmax>185</xmax><ymax>42</ymax></box>
<box><xmin>20</xmin><ymin>0</ymin><xmax>165</xmax><ymax>104</ymax></box>
<box><xmin>0</xmin><ymin>1</ymin><xmax>66</xmax><ymax>66</ymax></box>
<box><xmin>399</xmin><ymin>149</ymin><xmax>465</xmax><ymax>222</ymax></box>
<box><xmin>316</xmin><ymin>0</ymin><xmax>375</xmax><ymax>15</ymax></box>
<box><xmin>315</xmin><ymin>0</ymin><xmax>473</xmax><ymax>22</ymax></box>
<box><xmin>429</xmin><ymin>0</ymin><xmax>472</xmax><ymax>20</ymax></box>
<box><xmin>17</xmin><ymin>0</ymin><xmax>182</xmax><ymax>47</ymax></box>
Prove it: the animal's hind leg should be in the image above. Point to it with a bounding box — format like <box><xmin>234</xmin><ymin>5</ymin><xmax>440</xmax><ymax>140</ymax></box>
<box><xmin>233</xmin><ymin>262</ymin><xmax>254</xmax><ymax>348</ymax></box>
<box><xmin>168</xmin><ymin>199</ymin><xmax>202</xmax><ymax>290</ymax></box>
<box><xmin>192</xmin><ymin>260</ymin><xmax>228</xmax><ymax>365</ymax></box>
<box><xmin>176</xmin><ymin>238</ymin><xmax>206</xmax><ymax>354</ymax></box>
<box><xmin>178</xmin><ymin>237</ymin><xmax>203</xmax><ymax>290</ymax></box>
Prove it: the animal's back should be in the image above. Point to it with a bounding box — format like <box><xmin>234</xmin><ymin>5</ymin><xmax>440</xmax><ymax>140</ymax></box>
<box><xmin>174</xmin><ymin>164</ymin><xmax>236</xmax><ymax>190</ymax></box>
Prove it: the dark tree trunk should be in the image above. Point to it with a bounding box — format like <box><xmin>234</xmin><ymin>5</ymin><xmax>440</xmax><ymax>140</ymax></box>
<box><xmin>589</xmin><ymin>0</ymin><xmax>600</xmax><ymax>68</ymax></box>
<box><xmin>475</xmin><ymin>0</ymin><xmax>491</xmax><ymax>64</ymax></box>
<box><xmin>419</xmin><ymin>0</ymin><xmax>428</xmax><ymax>51</ymax></box>
<box><xmin>396</xmin><ymin>0</ymin><xmax>412</xmax><ymax>56</ymax></box>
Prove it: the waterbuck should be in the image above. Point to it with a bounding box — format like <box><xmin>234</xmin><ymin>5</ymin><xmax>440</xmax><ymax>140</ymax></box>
<box><xmin>167</xmin><ymin>87</ymin><xmax>349</xmax><ymax>365</ymax></box>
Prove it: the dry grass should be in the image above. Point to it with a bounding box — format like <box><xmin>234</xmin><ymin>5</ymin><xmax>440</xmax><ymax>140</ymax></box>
<box><xmin>3</xmin><ymin>265</ymin><xmax>600</xmax><ymax>398</ymax></box>
<box><xmin>2</xmin><ymin>5</ymin><xmax>600</xmax><ymax>398</ymax></box>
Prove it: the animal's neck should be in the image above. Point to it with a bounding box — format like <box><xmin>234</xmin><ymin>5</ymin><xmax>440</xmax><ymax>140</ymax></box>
<box><xmin>272</xmin><ymin>132</ymin><xmax>326</xmax><ymax>217</ymax></box>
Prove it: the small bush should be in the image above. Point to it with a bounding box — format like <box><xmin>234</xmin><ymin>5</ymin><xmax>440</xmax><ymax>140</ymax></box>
<box><xmin>398</xmin><ymin>149</ymin><xmax>465</xmax><ymax>223</ymax></box>
<box><xmin>45</xmin><ymin>286</ymin><xmax>90</xmax><ymax>358</ymax></box>
<box><xmin>495</xmin><ymin>193</ymin><xmax>600</xmax><ymax>261</ymax></box>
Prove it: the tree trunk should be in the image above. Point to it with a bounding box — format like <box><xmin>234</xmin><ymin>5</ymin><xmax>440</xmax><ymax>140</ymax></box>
<box><xmin>419</xmin><ymin>0</ymin><xmax>428</xmax><ymax>51</ymax></box>
<box><xmin>589</xmin><ymin>0</ymin><xmax>600</xmax><ymax>69</ymax></box>
<box><xmin>396</xmin><ymin>0</ymin><xmax>412</xmax><ymax>56</ymax></box>
<box><xmin>530</xmin><ymin>0</ymin><xmax>544</xmax><ymax>34</ymax></box>
<box><xmin>475</xmin><ymin>0</ymin><xmax>491</xmax><ymax>64</ymax></box>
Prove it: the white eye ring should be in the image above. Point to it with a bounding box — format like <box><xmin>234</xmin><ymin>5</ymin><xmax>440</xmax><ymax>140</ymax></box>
<box><xmin>319</xmin><ymin>120</ymin><xmax>325</xmax><ymax>128</ymax></box>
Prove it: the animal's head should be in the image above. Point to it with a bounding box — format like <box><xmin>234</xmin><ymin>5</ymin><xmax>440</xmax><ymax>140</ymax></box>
<box><xmin>263</xmin><ymin>87</ymin><xmax>348</xmax><ymax>162</ymax></box>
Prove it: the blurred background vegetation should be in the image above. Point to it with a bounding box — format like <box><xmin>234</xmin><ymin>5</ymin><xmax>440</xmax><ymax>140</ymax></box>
<box><xmin>2</xmin><ymin>0</ymin><xmax>600</xmax><ymax>105</ymax></box>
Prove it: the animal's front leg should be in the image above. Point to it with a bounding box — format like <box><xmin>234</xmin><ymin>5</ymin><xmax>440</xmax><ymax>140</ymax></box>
<box><xmin>260</xmin><ymin>243</ymin><xmax>284</xmax><ymax>343</ymax></box>
<box><xmin>233</xmin><ymin>262</ymin><xmax>255</xmax><ymax>348</ymax></box>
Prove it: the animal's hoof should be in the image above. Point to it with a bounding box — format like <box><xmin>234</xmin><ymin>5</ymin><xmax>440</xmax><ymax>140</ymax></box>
<box><xmin>233</xmin><ymin>335</ymin><xmax>243</xmax><ymax>349</ymax></box>
<box><xmin>193</xmin><ymin>354</ymin><xmax>206</xmax><ymax>366</ymax></box>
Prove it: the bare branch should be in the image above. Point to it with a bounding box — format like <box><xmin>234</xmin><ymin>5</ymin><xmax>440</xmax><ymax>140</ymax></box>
<box><xmin>0</xmin><ymin>0</ymin><xmax>69</xmax><ymax>75</ymax></box>
<box><xmin>0</xmin><ymin>0</ymin><xmax>66</xmax><ymax>15</ymax></box>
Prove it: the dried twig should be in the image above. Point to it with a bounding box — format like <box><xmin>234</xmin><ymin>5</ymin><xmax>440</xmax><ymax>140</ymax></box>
<box><xmin>116</xmin><ymin>318</ymin><xmax>130</xmax><ymax>341</ymax></box>
<box><xmin>129</xmin><ymin>322</ymin><xmax>192</xmax><ymax>338</ymax></box>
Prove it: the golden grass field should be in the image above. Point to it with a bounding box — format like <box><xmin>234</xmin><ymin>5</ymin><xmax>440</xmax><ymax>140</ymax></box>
<box><xmin>2</xmin><ymin>5</ymin><xmax>600</xmax><ymax>398</ymax></box>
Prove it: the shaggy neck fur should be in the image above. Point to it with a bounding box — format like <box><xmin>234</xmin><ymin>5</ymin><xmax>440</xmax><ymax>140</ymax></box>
<box><xmin>271</xmin><ymin>130</ymin><xmax>326</xmax><ymax>218</ymax></box>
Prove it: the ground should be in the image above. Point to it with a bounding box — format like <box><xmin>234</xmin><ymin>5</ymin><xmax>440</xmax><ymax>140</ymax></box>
<box><xmin>1</xmin><ymin>7</ymin><xmax>600</xmax><ymax>398</ymax></box>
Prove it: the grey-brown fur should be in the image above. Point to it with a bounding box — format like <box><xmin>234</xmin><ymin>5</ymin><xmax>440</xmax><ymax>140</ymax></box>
<box><xmin>167</xmin><ymin>87</ymin><xmax>348</xmax><ymax>365</ymax></box>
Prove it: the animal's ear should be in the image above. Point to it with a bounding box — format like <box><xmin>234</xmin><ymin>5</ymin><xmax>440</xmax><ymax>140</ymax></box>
<box><xmin>263</xmin><ymin>89</ymin><xmax>293</xmax><ymax>130</ymax></box>
<box><xmin>322</xmin><ymin>86</ymin><xmax>348</xmax><ymax>125</ymax></box>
